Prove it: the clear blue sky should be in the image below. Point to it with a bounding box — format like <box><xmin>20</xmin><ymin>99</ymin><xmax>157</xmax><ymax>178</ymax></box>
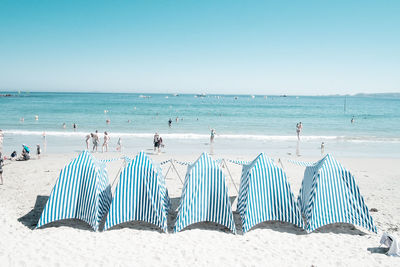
<box><xmin>0</xmin><ymin>0</ymin><xmax>399</xmax><ymax>94</ymax></box>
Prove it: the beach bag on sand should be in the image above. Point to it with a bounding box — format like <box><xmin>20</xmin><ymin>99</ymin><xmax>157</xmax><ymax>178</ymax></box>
<box><xmin>380</xmin><ymin>233</ymin><xmax>400</xmax><ymax>257</ymax></box>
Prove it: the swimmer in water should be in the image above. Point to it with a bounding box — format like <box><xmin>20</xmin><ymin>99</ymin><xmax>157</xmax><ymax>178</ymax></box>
<box><xmin>351</xmin><ymin>117</ymin><xmax>354</xmax><ymax>124</ymax></box>
<box><xmin>62</xmin><ymin>122</ymin><xmax>66</xmax><ymax>129</ymax></box>
<box><xmin>106</xmin><ymin>119</ymin><xmax>110</xmax><ymax>124</ymax></box>
<box><xmin>73</xmin><ymin>123</ymin><xmax>77</xmax><ymax>131</ymax></box>
<box><xmin>168</xmin><ymin>118</ymin><xmax>172</xmax><ymax>128</ymax></box>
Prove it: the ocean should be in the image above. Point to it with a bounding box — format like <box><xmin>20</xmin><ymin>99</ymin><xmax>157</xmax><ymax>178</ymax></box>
<box><xmin>1</xmin><ymin>92</ymin><xmax>399</xmax><ymax>157</ymax></box>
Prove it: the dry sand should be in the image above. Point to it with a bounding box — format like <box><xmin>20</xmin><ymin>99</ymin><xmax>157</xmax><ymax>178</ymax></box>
<box><xmin>0</xmin><ymin>151</ymin><xmax>399</xmax><ymax>266</ymax></box>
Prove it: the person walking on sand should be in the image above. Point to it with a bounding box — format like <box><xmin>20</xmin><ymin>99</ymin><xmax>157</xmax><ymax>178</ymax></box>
<box><xmin>321</xmin><ymin>142</ymin><xmax>325</xmax><ymax>155</ymax></box>
<box><xmin>102</xmin><ymin>131</ymin><xmax>110</xmax><ymax>152</ymax></box>
<box><xmin>92</xmin><ymin>132</ymin><xmax>99</xmax><ymax>152</ymax></box>
<box><xmin>85</xmin><ymin>134</ymin><xmax>91</xmax><ymax>149</ymax></box>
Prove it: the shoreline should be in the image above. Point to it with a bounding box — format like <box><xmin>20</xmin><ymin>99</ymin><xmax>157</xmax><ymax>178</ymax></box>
<box><xmin>2</xmin><ymin>132</ymin><xmax>400</xmax><ymax>159</ymax></box>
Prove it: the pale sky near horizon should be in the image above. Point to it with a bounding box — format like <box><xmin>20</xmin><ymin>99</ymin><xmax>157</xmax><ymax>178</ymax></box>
<box><xmin>0</xmin><ymin>0</ymin><xmax>399</xmax><ymax>95</ymax></box>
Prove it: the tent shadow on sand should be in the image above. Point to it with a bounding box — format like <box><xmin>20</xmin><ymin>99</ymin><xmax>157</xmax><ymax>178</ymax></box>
<box><xmin>18</xmin><ymin>195</ymin><xmax>93</xmax><ymax>231</ymax></box>
<box><xmin>312</xmin><ymin>223</ymin><xmax>367</xmax><ymax>235</ymax></box>
<box><xmin>18</xmin><ymin>195</ymin><xmax>49</xmax><ymax>230</ymax></box>
<box><xmin>367</xmin><ymin>247</ymin><xmax>389</xmax><ymax>254</ymax></box>
<box><xmin>168</xmin><ymin>196</ymin><xmax>240</xmax><ymax>233</ymax></box>
<box><xmin>248</xmin><ymin>220</ymin><xmax>306</xmax><ymax>235</ymax></box>
<box><xmin>104</xmin><ymin>220</ymin><xmax>165</xmax><ymax>233</ymax></box>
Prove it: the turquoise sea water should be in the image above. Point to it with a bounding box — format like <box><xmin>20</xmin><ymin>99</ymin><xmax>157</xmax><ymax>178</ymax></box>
<box><xmin>1</xmin><ymin>92</ymin><xmax>399</xmax><ymax>157</ymax></box>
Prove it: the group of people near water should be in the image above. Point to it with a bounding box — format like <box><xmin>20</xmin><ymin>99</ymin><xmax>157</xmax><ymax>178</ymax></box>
<box><xmin>0</xmin><ymin>142</ymin><xmax>40</xmax><ymax>185</ymax></box>
<box><xmin>85</xmin><ymin>131</ymin><xmax>118</xmax><ymax>153</ymax></box>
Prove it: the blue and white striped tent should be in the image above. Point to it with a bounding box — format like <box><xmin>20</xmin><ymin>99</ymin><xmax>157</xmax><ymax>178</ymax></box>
<box><xmin>298</xmin><ymin>153</ymin><xmax>377</xmax><ymax>233</ymax></box>
<box><xmin>238</xmin><ymin>153</ymin><xmax>304</xmax><ymax>233</ymax></box>
<box><xmin>104</xmin><ymin>152</ymin><xmax>170</xmax><ymax>232</ymax></box>
<box><xmin>174</xmin><ymin>152</ymin><xmax>236</xmax><ymax>233</ymax></box>
<box><xmin>37</xmin><ymin>151</ymin><xmax>112</xmax><ymax>231</ymax></box>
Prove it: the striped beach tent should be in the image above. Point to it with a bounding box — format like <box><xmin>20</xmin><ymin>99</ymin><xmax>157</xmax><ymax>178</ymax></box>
<box><xmin>238</xmin><ymin>153</ymin><xmax>304</xmax><ymax>233</ymax></box>
<box><xmin>174</xmin><ymin>152</ymin><xmax>236</xmax><ymax>233</ymax></box>
<box><xmin>298</xmin><ymin>154</ymin><xmax>377</xmax><ymax>233</ymax></box>
<box><xmin>104</xmin><ymin>152</ymin><xmax>170</xmax><ymax>232</ymax></box>
<box><xmin>37</xmin><ymin>151</ymin><xmax>112</xmax><ymax>231</ymax></box>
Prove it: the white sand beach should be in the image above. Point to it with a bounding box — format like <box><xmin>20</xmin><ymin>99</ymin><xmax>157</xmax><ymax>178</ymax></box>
<box><xmin>0</xmin><ymin>151</ymin><xmax>399</xmax><ymax>266</ymax></box>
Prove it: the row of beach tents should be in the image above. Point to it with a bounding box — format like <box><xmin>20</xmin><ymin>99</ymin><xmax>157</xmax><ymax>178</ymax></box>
<box><xmin>36</xmin><ymin>150</ymin><xmax>377</xmax><ymax>234</ymax></box>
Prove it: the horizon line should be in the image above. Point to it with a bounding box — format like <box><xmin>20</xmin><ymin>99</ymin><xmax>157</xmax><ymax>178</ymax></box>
<box><xmin>1</xmin><ymin>89</ymin><xmax>400</xmax><ymax>97</ymax></box>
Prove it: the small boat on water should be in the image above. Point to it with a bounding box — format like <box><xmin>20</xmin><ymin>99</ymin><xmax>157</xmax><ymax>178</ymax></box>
<box><xmin>139</xmin><ymin>95</ymin><xmax>151</xmax><ymax>98</ymax></box>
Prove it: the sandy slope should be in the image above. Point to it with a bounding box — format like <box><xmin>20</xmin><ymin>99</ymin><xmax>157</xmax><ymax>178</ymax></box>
<box><xmin>0</xmin><ymin>152</ymin><xmax>399</xmax><ymax>266</ymax></box>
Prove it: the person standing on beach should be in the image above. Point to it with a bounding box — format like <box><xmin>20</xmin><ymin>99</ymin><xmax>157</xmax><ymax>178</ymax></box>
<box><xmin>153</xmin><ymin>133</ymin><xmax>161</xmax><ymax>154</ymax></box>
<box><xmin>92</xmin><ymin>132</ymin><xmax>99</xmax><ymax>152</ymax></box>
<box><xmin>0</xmin><ymin>129</ymin><xmax>3</xmax><ymax>154</ymax></box>
<box><xmin>85</xmin><ymin>134</ymin><xmax>90</xmax><ymax>149</ymax></box>
<box><xmin>321</xmin><ymin>142</ymin><xmax>325</xmax><ymax>155</ymax></box>
<box><xmin>73</xmin><ymin>123</ymin><xmax>77</xmax><ymax>131</ymax></box>
<box><xmin>102</xmin><ymin>131</ymin><xmax>110</xmax><ymax>152</ymax></box>
<box><xmin>0</xmin><ymin>152</ymin><xmax>3</xmax><ymax>185</ymax></box>
<box><xmin>36</xmin><ymin>144</ymin><xmax>41</xmax><ymax>159</ymax></box>
<box><xmin>296</xmin><ymin>122</ymin><xmax>303</xmax><ymax>140</ymax></box>
<box><xmin>210</xmin><ymin>128</ymin><xmax>216</xmax><ymax>143</ymax></box>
